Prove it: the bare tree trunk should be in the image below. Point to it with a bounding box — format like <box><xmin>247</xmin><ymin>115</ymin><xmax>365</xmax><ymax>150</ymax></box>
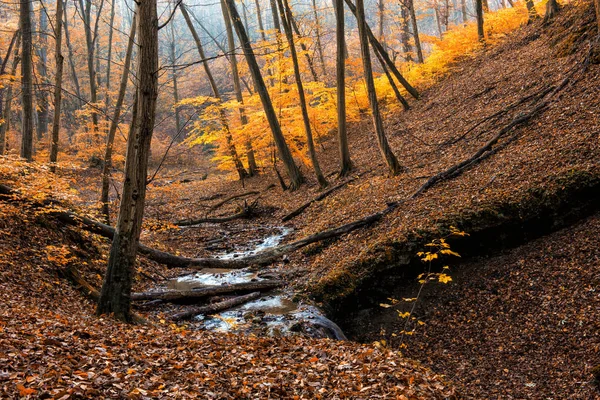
<box><xmin>96</xmin><ymin>0</ymin><xmax>158</xmax><ymax>323</ymax></box>
<box><xmin>254</xmin><ymin>0</ymin><xmax>267</xmax><ymax>40</ymax></box>
<box><xmin>460</xmin><ymin>0</ymin><xmax>468</xmax><ymax>23</ymax></box>
<box><xmin>62</xmin><ymin>2</ymin><xmax>83</xmax><ymax>107</ymax></box>
<box><xmin>476</xmin><ymin>0</ymin><xmax>485</xmax><ymax>41</ymax></box>
<box><xmin>544</xmin><ymin>0</ymin><xmax>560</xmax><ymax>22</ymax></box>
<box><xmin>0</xmin><ymin>31</ymin><xmax>20</xmax><ymax>155</ymax></box>
<box><xmin>525</xmin><ymin>0</ymin><xmax>539</xmax><ymax>23</ymax></box>
<box><xmin>374</xmin><ymin>49</ymin><xmax>409</xmax><ymax>110</ymax></box>
<box><xmin>180</xmin><ymin>3</ymin><xmax>249</xmax><ymax>181</ymax></box>
<box><xmin>355</xmin><ymin>0</ymin><xmax>403</xmax><ymax>175</ymax></box>
<box><xmin>36</xmin><ymin>8</ymin><xmax>49</xmax><ymax>141</ymax></box>
<box><xmin>221</xmin><ymin>0</ymin><xmax>258</xmax><ymax>176</ymax></box>
<box><xmin>50</xmin><ymin>0</ymin><xmax>64</xmax><ymax>173</ymax></box>
<box><xmin>344</xmin><ymin>0</ymin><xmax>419</xmax><ymax>99</ymax></box>
<box><xmin>400</xmin><ymin>6</ymin><xmax>412</xmax><ymax>62</ymax></box>
<box><xmin>100</xmin><ymin>10</ymin><xmax>137</xmax><ymax>223</ymax></box>
<box><xmin>278</xmin><ymin>0</ymin><xmax>328</xmax><ymax>188</ymax></box>
<box><xmin>20</xmin><ymin>0</ymin><xmax>34</xmax><ymax>161</ymax></box>
<box><xmin>335</xmin><ymin>0</ymin><xmax>352</xmax><ymax>176</ymax></box>
<box><xmin>434</xmin><ymin>4</ymin><xmax>444</xmax><ymax>38</ymax></box>
<box><xmin>225</xmin><ymin>0</ymin><xmax>304</xmax><ymax>190</ymax></box>
<box><xmin>378</xmin><ymin>0</ymin><xmax>384</xmax><ymax>42</ymax></box>
<box><xmin>168</xmin><ymin>10</ymin><xmax>182</xmax><ymax>137</ymax></box>
<box><xmin>287</xmin><ymin>5</ymin><xmax>320</xmax><ymax>82</ymax></box>
<box><xmin>78</xmin><ymin>0</ymin><xmax>101</xmax><ymax>131</ymax></box>
<box><xmin>104</xmin><ymin>0</ymin><xmax>116</xmax><ymax>117</ymax></box>
<box><xmin>312</xmin><ymin>0</ymin><xmax>327</xmax><ymax>77</ymax></box>
<box><xmin>408</xmin><ymin>0</ymin><xmax>424</xmax><ymax>63</ymax></box>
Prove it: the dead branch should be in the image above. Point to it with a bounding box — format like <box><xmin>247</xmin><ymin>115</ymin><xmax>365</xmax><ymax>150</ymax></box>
<box><xmin>209</xmin><ymin>190</ymin><xmax>259</xmax><ymax>211</ymax></box>
<box><xmin>131</xmin><ymin>280</ymin><xmax>282</xmax><ymax>301</ymax></box>
<box><xmin>169</xmin><ymin>291</ymin><xmax>261</xmax><ymax>321</ymax></box>
<box><xmin>176</xmin><ymin>202</ymin><xmax>255</xmax><ymax>226</ymax></box>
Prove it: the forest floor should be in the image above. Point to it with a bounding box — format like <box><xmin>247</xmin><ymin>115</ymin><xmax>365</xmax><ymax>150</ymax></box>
<box><xmin>1</xmin><ymin>1</ymin><xmax>599</xmax><ymax>398</ymax></box>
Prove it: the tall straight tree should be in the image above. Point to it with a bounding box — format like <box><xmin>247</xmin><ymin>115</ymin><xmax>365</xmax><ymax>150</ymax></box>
<box><xmin>50</xmin><ymin>0</ymin><xmax>64</xmax><ymax>173</ymax></box>
<box><xmin>180</xmin><ymin>3</ymin><xmax>249</xmax><ymax>181</ymax></box>
<box><xmin>311</xmin><ymin>0</ymin><xmax>327</xmax><ymax>77</ymax></box>
<box><xmin>476</xmin><ymin>0</ymin><xmax>484</xmax><ymax>41</ymax></box>
<box><xmin>408</xmin><ymin>0</ymin><xmax>424</xmax><ymax>63</ymax></box>
<box><xmin>63</xmin><ymin>2</ymin><xmax>83</xmax><ymax>108</ymax></box>
<box><xmin>0</xmin><ymin>32</ymin><xmax>20</xmax><ymax>155</ymax></box>
<box><xmin>335</xmin><ymin>0</ymin><xmax>352</xmax><ymax>176</ymax></box>
<box><xmin>100</xmin><ymin>10</ymin><xmax>137</xmax><ymax>222</ymax></box>
<box><xmin>20</xmin><ymin>0</ymin><xmax>34</xmax><ymax>161</ymax></box>
<box><xmin>36</xmin><ymin>7</ymin><xmax>49</xmax><ymax>141</ymax></box>
<box><xmin>355</xmin><ymin>0</ymin><xmax>403</xmax><ymax>175</ymax></box>
<box><xmin>278</xmin><ymin>0</ymin><xmax>328</xmax><ymax>188</ymax></box>
<box><xmin>221</xmin><ymin>0</ymin><xmax>258</xmax><ymax>176</ymax></box>
<box><xmin>225</xmin><ymin>0</ymin><xmax>303</xmax><ymax>189</ymax></box>
<box><xmin>96</xmin><ymin>0</ymin><xmax>158</xmax><ymax>322</ymax></box>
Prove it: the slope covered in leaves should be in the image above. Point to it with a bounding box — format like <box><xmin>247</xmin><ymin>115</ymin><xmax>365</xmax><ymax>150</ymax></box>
<box><xmin>0</xmin><ymin>168</ymin><xmax>455</xmax><ymax>398</ymax></box>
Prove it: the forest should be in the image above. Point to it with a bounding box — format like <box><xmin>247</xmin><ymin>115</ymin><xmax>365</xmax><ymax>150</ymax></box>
<box><xmin>0</xmin><ymin>0</ymin><xmax>599</xmax><ymax>396</ymax></box>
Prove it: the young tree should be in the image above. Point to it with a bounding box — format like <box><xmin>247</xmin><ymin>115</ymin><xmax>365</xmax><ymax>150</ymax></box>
<box><xmin>0</xmin><ymin>31</ymin><xmax>20</xmax><ymax>155</ymax></box>
<box><xmin>355</xmin><ymin>0</ymin><xmax>403</xmax><ymax>175</ymax></box>
<box><xmin>50</xmin><ymin>0</ymin><xmax>64</xmax><ymax>173</ymax></box>
<box><xmin>408</xmin><ymin>0</ymin><xmax>424</xmax><ymax>63</ymax></box>
<box><xmin>278</xmin><ymin>0</ymin><xmax>328</xmax><ymax>188</ymax></box>
<box><xmin>100</xmin><ymin>10</ymin><xmax>137</xmax><ymax>222</ymax></box>
<box><xmin>335</xmin><ymin>0</ymin><xmax>352</xmax><ymax>176</ymax></box>
<box><xmin>20</xmin><ymin>0</ymin><xmax>34</xmax><ymax>161</ymax></box>
<box><xmin>180</xmin><ymin>3</ymin><xmax>249</xmax><ymax>181</ymax></box>
<box><xmin>225</xmin><ymin>0</ymin><xmax>304</xmax><ymax>190</ymax></box>
<box><xmin>96</xmin><ymin>0</ymin><xmax>158</xmax><ymax>322</ymax></box>
<box><xmin>36</xmin><ymin>7</ymin><xmax>49</xmax><ymax>141</ymax></box>
<box><xmin>311</xmin><ymin>0</ymin><xmax>327</xmax><ymax>77</ymax></box>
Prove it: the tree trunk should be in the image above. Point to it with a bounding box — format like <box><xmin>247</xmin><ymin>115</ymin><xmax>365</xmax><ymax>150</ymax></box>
<box><xmin>50</xmin><ymin>0</ymin><xmax>64</xmax><ymax>173</ymax></box>
<box><xmin>312</xmin><ymin>0</ymin><xmax>327</xmax><ymax>77</ymax></box>
<box><xmin>19</xmin><ymin>0</ymin><xmax>34</xmax><ymax>161</ymax></box>
<box><xmin>355</xmin><ymin>0</ymin><xmax>403</xmax><ymax>175</ymax></box>
<box><xmin>78</xmin><ymin>0</ymin><xmax>100</xmax><ymax>131</ymax></box>
<box><xmin>96</xmin><ymin>0</ymin><xmax>158</xmax><ymax>323</ymax></box>
<box><xmin>595</xmin><ymin>0</ymin><xmax>600</xmax><ymax>33</ymax></box>
<box><xmin>131</xmin><ymin>281</ymin><xmax>282</xmax><ymax>302</ymax></box>
<box><xmin>170</xmin><ymin>292</ymin><xmax>261</xmax><ymax>321</ymax></box>
<box><xmin>335</xmin><ymin>0</ymin><xmax>352</xmax><ymax>176</ymax></box>
<box><xmin>374</xmin><ymin>49</ymin><xmax>409</xmax><ymax>110</ymax></box>
<box><xmin>344</xmin><ymin>0</ymin><xmax>419</xmax><ymax>99</ymax></box>
<box><xmin>287</xmin><ymin>6</ymin><xmax>320</xmax><ymax>83</ymax></box>
<box><xmin>408</xmin><ymin>0</ymin><xmax>424</xmax><ymax>63</ymax></box>
<box><xmin>543</xmin><ymin>0</ymin><xmax>560</xmax><ymax>22</ymax></box>
<box><xmin>63</xmin><ymin>2</ymin><xmax>83</xmax><ymax>107</ymax></box>
<box><xmin>100</xmin><ymin>10</ymin><xmax>137</xmax><ymax>223</ymax></box>
<box><xmin>401</xmin><ymin>5</ymin><xmax>413</xmax><ymax>62</ymax></box>
<box><xmin>378</xmin><ymin>0</ymin><xmax>384</xmax><ymax>42</ymax></box>
<box><xmin>180</xmin><ymin>3</ymin><xmax>249</xmax><ymax>181</ymax></box>
<box><xmin>460</xmin><ymin>0</ymin><xmax>468</xmax><ymax>23</ymax></box>
<box><xmin>0</xmin><ymin>30</ymin><xmax>19</xmax><ymax>156</ymax></box>
<box><xmin>168</xmin><ymin>11</ymin><xmax>182</xmax><ymax>138</ymax></box>
<box><xmin>278</xmin><ymin>0</ymin><xmax>328</xmax><ymax>188</ymax></box>
<box><xmin>225</xmin><ymin>0</ymin><xmax>304</xmax><ymax>190</ymax></box>
<box><xmin>221</xmin><ymin>0</ymin><xmax>258</xmax><ymax>176</ymax></box>
<box><xmin>36</xmin><ymin>8</ymin><xmax>49</xmax><ymax>141</ymax></box>
<box><xmin>104</xmin><ymin>0</ymin><xmax>116</xmax><ymax>119</ymax></box>
<box><xmin>525</xmin><ymin>0</ymin><xmax>539</xmax><ymax>23</ymax></box>
<box><xmin>476</xmin><ymin>0</ymin><xmax>485</xmax><ymax>41</ymax></box>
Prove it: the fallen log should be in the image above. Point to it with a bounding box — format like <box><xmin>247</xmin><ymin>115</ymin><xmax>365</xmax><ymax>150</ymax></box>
<box><xmin>176</xmin><ymin>205</ymin><xmax>253</xmax><ymax>226</ymax></box>
<box><xmin>170</xmin><ymin>291</ymin><xmax>261</xmax><ymax>321</ymax></box>
<box><xmin>209</xmin><ymin>190</ymin><xmax>259</xmax><ymax>211</ymax></box>
<box><xmin>282</xmin><ymin>175</ymin><xmax>360</xmax><ymax>222</ymax></box>
<box><xmin>59</xmin><ymin>265</ymin><xmax>100</xmax><ymax>302</ymax></box>
<box><xmin>131</xmin><ymin>280</ymin><xmax>282</xmax><ymax>301</ymax></box>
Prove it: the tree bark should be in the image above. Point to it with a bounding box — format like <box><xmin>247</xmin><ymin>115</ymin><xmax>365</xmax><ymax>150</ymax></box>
<box><xmin>221</xmin><ymin>0</ymin><xmax>258</xmax><ymax>176</ymax></box>
<box><xmin>460</xmin><ymin>0</ymin><xmax>468</xmax><ymax>23</ymax></box>
<box><xmin>344</xmin><ymin>0</ymin><xmax>419</xmax><ymax>99</ymax></box>
<box><xmin>476</xmin><ymin>0</ymin><xmax>485</xmax><ymax>41</ymax></box>
<box><xmin>595</xmin><ymin>0</ymin><xmax>600</xmax><ymax>33</ymax></box>
<box><xmin>543</xmin><ymin>0</ymin><xmax>560</xmax><ymax>22</ymax></box>
<box><xmin>0</xmin><ymin>30</ymin><xmax>19</xmax><ymax>155</ymax></box>
<box><xmin>525</xmin><ymin>0</ymin><xmax>539</xmax><ymax>23</ymax></box>
<box><xmin>36</xmin><ymin>8</ymin><xmax>49</xmax><ymax>141</ymax></box>
<box><xmin>168</xmin><ymin>20</ymin><xmax>182</xmax><ymax>137</ymax></box>
<box><xmin>180</xmin><ymin>3</ymin><xmax>249</xmax><ymax>181</ymax></box>
<box><xmin>104</xmin><ymin>0</ymin><xmax>116</xmax><ymax>121</ymax></box>
<box><xmin>311</xmin><ymin>0</ymin><xmax>327</xmax><ymax>77</ymax></box>
<box><xmin>286</xmin><ymin>6</ymin><xmax>319</xmax><ymax>83</ymax></box>
<box><xmin>19</xmin><ymin>0</ymin><xmax>34</xmax><ymax>161</ymax></box>
<box><xmin>355</xmin><ymin>0</ymin><xmax>404</xmax><ymax>175</ymax></box>
<box><xmin>100</xmin><ymin>10</ymin><xmax>137</xmax><ymax>223</ymax></box>
<box><xmin>335</xmin><ymin>0</ymin><xmax>352</xmax><ymax>177</ymax></box>
<box><xmin>62</xmin><ymin>1</ymin><xmax>83</xmax><ymax>107</ymax></box>
<box><xmin>50</xmin><ymin>0</ymin><xmax>64</xmax><ymax>173</ymax></box>
<box><xmin>225</xmin><ymin>0</ymin><xmax>304</xmax><ymax>190</ymax></box>
<box><xmin>407</xmin><ymin>0</ymin><xmax>424</xmax><ymax>63</ymax></box>
<box><xmin>400</xmin><ymin>5</ymin><xmax>413</xmax><ymax>62</ymax></box>
<box><xmin>278</xmin><ymin>0</ymin><xmax>328</xmax><ymax>188</ymax></box>
<box><xmin>96</xmin><ymin>0</ymin><xmax>158</xmax><ymax>322</ymax></box>
<box><xmin>170</xmin><ymin>292</ymin><xmax>261</xmax><ymax>321</ymax></box>
<box><xmin>374</xmin><ymin>49</ymin><xmax>409</xmax><ymax>110</ymax></box>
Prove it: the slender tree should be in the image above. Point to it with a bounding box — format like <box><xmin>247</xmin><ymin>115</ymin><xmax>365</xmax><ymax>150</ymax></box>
<box><xmin>50</xmin><ymin>0</ymin><xmax>64</xmax><ymax>173</ymax></box>
<box><xmin>0</xmin><ymin>31</ymin><xmax>20</xmax><ymax>155</ymax></box>
<box><xmin>311</xmin><ymin>0</ymin><xmax>327</xmax><ymax>77</ymax></box>
<box><xmin>225</xmin><ymin>0</ymin><xmax>304</xmax><ymax>189</ymax></box>
<box><xmin>476</xmin><ymin>0</ymin><xmax>485</xmax><ymax>41</ymax></box>
<box><xmin>335</xmin><ymin>0</ymin><xmax>352</xmax><ymax>176</ymax></box>
<box><xmin>355</xmin><ymin>0</ymin><xmax>403</xmax><ymax>175</ymax></box>
<box><xmin>20</xmin><ymin>0</ymin><xmax>34</xmax><ymax>161</ymax></box>
<box><xmin>168</xmin><ymin>6</ymin><xmax>182</xmax><ymax>137</ymax></box>
<box><xmin>63</xmin><ymin>1</ymin><xmax>83</xmax><ymax>107</ymax></box>
<box><xmin>96</xmin><ymin>0</ymin><xmax>159</xmax><ymax>322</ymax></box>
<box><xmin>400</xmin><ymin>5</ymin><xmax>413</xmax><ymax>62</ymax></box>
<box><xmin>36</xmin><ymin>7</ymin><xmax>49</xmax><ymax>141</ymax></box>
<box><xmin>408</xmin><ymin>0</ymin><xmax>424</xmax><ymax>63</ymax></box>
<box><xmin>221</xmin><ymin>0</ymin><xmax>258</xmax><ymax>176</ymax></box>
<box><xmin>180</xmin><ymin>3</ymin><xmax>249</xmax><ymax>180</ymax></box>
<box><xmin>278</xmin><ymin>0</ymin><xmax>328</xmax><ymax>187</ymax></box>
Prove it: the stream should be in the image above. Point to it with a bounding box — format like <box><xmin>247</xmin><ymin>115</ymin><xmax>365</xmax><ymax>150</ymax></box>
<box><xmin>164</xmin><ymin>227</ymin><xmax>347</xmax><ymax>340</ymax></box>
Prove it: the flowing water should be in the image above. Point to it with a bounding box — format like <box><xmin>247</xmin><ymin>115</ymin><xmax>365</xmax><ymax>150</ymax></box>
<box><xmin>165</xmin><ymin>226</ymin><xmax>346</xmax><ymax>340</ymax></box>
